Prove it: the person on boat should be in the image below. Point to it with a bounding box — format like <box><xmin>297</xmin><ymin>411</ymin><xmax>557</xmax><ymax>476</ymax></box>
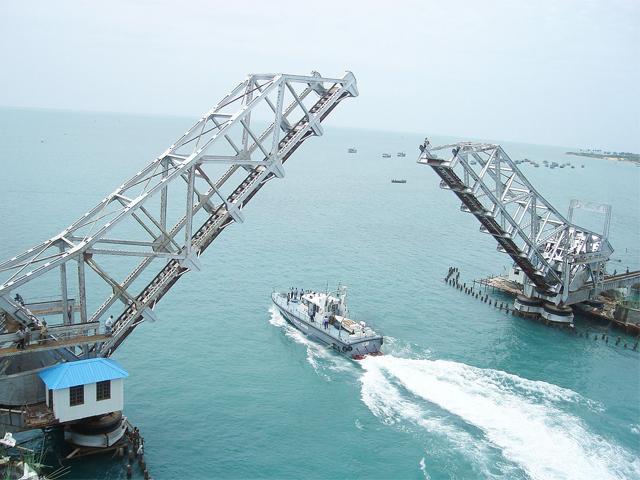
<box><xmin>323</xmin><ymin>314</ymin><xmax>329</xmax><ymax>330</ymax></box>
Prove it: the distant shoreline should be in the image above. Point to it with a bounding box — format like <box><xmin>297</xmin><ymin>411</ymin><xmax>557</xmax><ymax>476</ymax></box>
<box><xmin>566</xmin><ymin>151</ymin><xmax>640</xmax><ymax>165</ymax></box>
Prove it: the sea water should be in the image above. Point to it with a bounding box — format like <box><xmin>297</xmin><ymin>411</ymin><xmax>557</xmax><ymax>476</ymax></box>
<box><xmin>0</xmin><ymin>107</ymin><xmax>638</xmax><ymax>479</ymax></box>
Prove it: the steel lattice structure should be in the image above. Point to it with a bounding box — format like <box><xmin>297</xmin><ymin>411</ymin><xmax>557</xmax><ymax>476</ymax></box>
<box><xmin>0</xmin><ymin>72</ymin><xmax>357</xmax><ymax>412</ymax></box>
<box><xmin>418</xmin><ymin>141</ymin><xmax>615</xmax><ymax>305</ymax></box>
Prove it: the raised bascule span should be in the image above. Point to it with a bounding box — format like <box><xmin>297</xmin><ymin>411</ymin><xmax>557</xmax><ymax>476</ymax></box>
<box><xmin>418</xmin><ymin>141</ymin><xmax>640</xmax><ymax>324</ymax></box>
<box><xmin>0</xmin><ymin>71</ymin><xmax>358</xmax><ymax>430</ymax></box>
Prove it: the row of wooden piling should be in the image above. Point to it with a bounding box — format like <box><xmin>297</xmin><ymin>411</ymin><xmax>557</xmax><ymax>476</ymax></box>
<box><xmin>444</xmin><ymin>267</ymin><xmax>639</xmax><ymax>351</ymax></box>
<box><xmin>445</xmin><ymin>269</ymin><xmax>513</xmax><ymax>315</ymax></box>
<box><xmin>572</xmin><ymin>329</ymin><xmax>639</xmax><ymax>350</ymax></box>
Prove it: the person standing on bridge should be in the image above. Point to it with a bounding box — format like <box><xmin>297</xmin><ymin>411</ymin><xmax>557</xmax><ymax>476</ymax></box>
<box><xmin>24</xmin><ymin>325</ymin><xmax>32</xmax><ymax>347</ymax></box>
<box><xmin>105</xmin><ymin>315</ymin><xmax>114</xmax><ymax>335</ymax></box>
<box><xmin>39</xmin><ymin>321</ymin><xmax>48</xmax><ymax>344</ymax></box>
<box><xmin>14</xmin><ymin>293</ymin><xmax>25</xmax><ymax>306</ymax></box>
<box><xmin>15</xmin><ymin>327</ymin><xmax>25</xmax><ymax>350</ymax></box>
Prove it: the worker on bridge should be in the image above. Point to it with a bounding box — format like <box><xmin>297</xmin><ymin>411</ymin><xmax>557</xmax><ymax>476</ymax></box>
<box><xmin>105</xmin><ymin>315</ymin><xmax>114</xmax><ymax>335</ymax></box>
<box><xmin>39</xmin><ymin>321</ymin><xmax>48</xmax><ymax>344</ymax></box>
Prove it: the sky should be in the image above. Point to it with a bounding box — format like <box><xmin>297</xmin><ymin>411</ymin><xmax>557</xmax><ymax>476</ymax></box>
<box><xmin>0</xmin><ymin>0</ymin><xmax>638</xmax><ymax>151</ymax></box>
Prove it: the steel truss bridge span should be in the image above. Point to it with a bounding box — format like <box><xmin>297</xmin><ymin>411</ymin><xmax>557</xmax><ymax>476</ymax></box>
<box><xmin>0</xmin><ymin>71</ymin><xmax>357</xmax><ymax>411</ymax></box>
<box><xmin>418</xmin><ymin>141</ymin><xmax>639</xmax><ymax>318</ymax></box>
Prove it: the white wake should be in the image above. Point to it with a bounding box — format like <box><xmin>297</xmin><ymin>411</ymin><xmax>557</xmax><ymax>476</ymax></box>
<box><xmin>361</xmin><ymin>355</ymin><xmax>640</xmax><ymax>480</ymax></box>
<box><xmin>268</xmin><ymin>306</ymin><xmax>352</xmax><ymax>378</ymax></box>
<box><xmin>268</xmin><ymin>307</ymin><xmax>639</xmax><ymax>479</ymax></box>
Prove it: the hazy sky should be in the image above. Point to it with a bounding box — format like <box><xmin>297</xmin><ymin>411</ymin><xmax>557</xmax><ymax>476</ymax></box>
<box><xmin>1</xmin><ymin>0</ymin><xmax>638</xmax><ymax>151</ymax></box>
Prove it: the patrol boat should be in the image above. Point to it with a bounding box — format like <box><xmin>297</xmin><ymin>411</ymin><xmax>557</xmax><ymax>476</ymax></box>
<box><xmin>271</xmin><ymin>286</ymin><xmax>383</xmax><ymax>359</ymax></box>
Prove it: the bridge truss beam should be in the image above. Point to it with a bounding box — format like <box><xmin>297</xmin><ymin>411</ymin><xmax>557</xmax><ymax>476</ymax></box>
<box><xmin>418</xmin><ymin>141</ymin><xmax>614</xmax><ymax>305</ymax></box>
<box><xmin>0</xmin><ymin>72</ymin><xmax>358</xmax><ymax>372</ymax></box>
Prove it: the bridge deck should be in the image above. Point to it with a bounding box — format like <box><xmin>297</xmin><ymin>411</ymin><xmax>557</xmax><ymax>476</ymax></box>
<box><xmin>0</xmin><ymin>333</ymin><xmax>109</xmax><ymax>358</ymax></box>
<box><xmin>429</xmin><ymin>160</ymin><xmax>551</xmax><ymax>291</ymax></box>
<box><xmin>102</xmin><ymin>85</ymin><xmax>346</xmax><ymax>356</ymax></box>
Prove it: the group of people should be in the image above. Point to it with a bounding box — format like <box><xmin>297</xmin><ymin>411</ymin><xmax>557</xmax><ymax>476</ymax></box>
<box><xmin>286</xmin><ymin>287</ymin><xmax>306</xmax><ymax>304</ymax></box>
<box><xmin>14</xmin><ymin>321</ymin><xmax>48</xmax><ymax>350</ymax></box>
<box><xmin>127</xmin><ymin>426</ymin><xmax>144</xmax><ymax>457</ymax></box>
<box><xmin>10</xmin><ymin>292</ymin><xmax>118</xmax><ymax>350</ymax></box>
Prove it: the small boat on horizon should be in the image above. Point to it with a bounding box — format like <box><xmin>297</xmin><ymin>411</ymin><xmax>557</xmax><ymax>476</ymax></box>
<box><xmin>382</xmin><ymin>153</ymin><xmax>392</xmax><ymax>158</ymax></box>
<box><xmin>348</xmin><ymin>147</ymin><xmax>357</xmax><ymax>153</ymax></box>
<box><xmin>396</xmin><ymin>152</ymin><xmax>406</xmax><ymax>157</ymax></box>
<box><xmin>391</xmin><ymin>179</ymin><xmax>407</xmax><ymax>184</ymax></box>
<box><xmin>271</xmin><ymin>286</ymin><xmax>383</xmax><ymax>360</ymax></box>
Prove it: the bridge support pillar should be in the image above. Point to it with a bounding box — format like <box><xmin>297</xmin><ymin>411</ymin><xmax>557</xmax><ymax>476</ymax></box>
<box><xmin>513</xmin><ymin>295</ymin><xmax>544</xmax><ymax>318</ymax></box>
<box><xmin>541</xmin><ymin>303</ymin><xmax>574</xmax><ymax>325</ymax></box>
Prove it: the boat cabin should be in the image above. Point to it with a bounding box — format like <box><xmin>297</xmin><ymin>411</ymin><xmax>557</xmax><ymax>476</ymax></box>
<box><xmin>38</xmin><ymin>358</ymin><xmax>128</xmax><ymax>423</ymax></box>
<box><xmin>300</xmin><ymin>289</ymin><xmax>347</xmax><ymax>318</ymax></box>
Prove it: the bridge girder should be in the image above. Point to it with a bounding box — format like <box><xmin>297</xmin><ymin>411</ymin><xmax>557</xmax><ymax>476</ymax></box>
<box><xmin>0</xmin><ymin>71</ymin><xmax>358</xmax><ymax>379</ymax></box>
<box><xmin>419</xmin><ymin>141</ymin><xmax>614</xmax><ymax>305</ymax></box>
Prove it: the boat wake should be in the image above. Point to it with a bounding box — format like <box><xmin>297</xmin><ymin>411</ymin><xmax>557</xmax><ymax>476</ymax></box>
<box><xmin>361</xmin><ymin>355</ymin><xmax>639</xmax><ymax>480</ymax></box>
<box><xmin>268</xmin><ymin>307</ymin><xmax>639</xmax><ymax>479</ymax></box>
<box><xmin>268</xmin><ymin>306</ymin><xmax>352</xmax><ymax>379</ymax></box>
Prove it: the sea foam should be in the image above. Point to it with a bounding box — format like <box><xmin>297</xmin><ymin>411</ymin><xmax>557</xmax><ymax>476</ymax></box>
<box><xmin>361</xmin><ymin>355</ymin><xmax>640</xmax><ymax>480</ymax></box>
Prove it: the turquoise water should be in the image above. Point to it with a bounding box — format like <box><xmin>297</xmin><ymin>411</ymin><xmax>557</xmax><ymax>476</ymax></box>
<box><xmin>1</xmin><ymin>107</ymin><xmax>639</xmax><ymax>479</ymax></box>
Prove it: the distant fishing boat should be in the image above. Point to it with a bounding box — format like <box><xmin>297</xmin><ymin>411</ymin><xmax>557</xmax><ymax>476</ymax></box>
<box><xmin>348</xmin><ymin>148</ymin><xmax>357</xmax><ymax>153</ymax></box>
<box><xmin>391</xmin><ymin>179</ymin><xmax>407</xmax><ymax>184</ymax></box>
<box><xmin>396</xmin><ymin>152</ymin><xmax>406</xmax><ymax>157</ymax></box>
<box><xmin>382</xmin><ymin>153</ymin><xmax>392</xmax><ymax>158</ymax></box>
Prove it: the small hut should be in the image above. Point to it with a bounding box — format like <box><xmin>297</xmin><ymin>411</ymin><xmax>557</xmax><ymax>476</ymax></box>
<box><xmin>38</xmin><ymin>358</ymin><xmax>128</xmax><ymax>423</ymax></box>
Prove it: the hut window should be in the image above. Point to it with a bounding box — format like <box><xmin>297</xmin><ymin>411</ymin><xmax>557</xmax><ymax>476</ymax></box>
<box><xmin>96</xmin><ymin>380</ymin><xmax>111</xmax><ymax>401</ymax></box>
<box><xmin>69</xmin><ymin>385</ymin><xmax>84</xmax><ymax>406</ymax></box>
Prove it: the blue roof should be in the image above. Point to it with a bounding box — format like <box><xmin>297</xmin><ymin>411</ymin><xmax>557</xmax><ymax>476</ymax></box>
<box><xmin>38</xmin><ymin>358</ymin><xmax>128</xmax><ymax>390</ymax></box>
